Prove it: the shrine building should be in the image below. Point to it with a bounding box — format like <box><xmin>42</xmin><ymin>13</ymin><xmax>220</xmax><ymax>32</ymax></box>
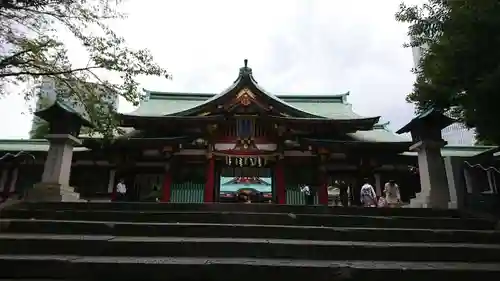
<box><xmin>0</xmin><ymin>60</ymin><xmax>497</xmax><ymax>207</ymax></box>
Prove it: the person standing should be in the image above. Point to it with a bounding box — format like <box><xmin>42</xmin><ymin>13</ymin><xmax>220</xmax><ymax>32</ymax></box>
<box><xmin>145</xmin><ymin>185</ymin><xmax>161</xmax><ymax>202</ymax></box>
<box><xmin>360</xmin><ymin>178</ymin><xmax>377</xmax><ymax>207</ymax></box>
<box><xmin>384</xmin><ymin>179</ymin><xmax>401</xmax><ymax>208</ymax></box>
<box><xmin>116</xmin><ymin>179</ymin><xmax>127</xmax><ymax>202</ymax></box>
<box><xmin>339</xmin><ymin>180</ymin><xmax>349</xmax><ymax>207</ymax></box>
<box><xmin>301</xmin><ymin>184</ymin><xmax>315</xmax><ymax>205</ymax></box>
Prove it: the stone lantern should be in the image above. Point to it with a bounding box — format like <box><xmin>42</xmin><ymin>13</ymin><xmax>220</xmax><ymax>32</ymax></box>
<box><xmin>396</xmin><ymin>107</ymin><xmax>454</xmax><ymax>208</ymax></box>
<box><xmin>25</xmin><ymin>100</ymin><xmax>93</xmax><ymax>202</ymax></box>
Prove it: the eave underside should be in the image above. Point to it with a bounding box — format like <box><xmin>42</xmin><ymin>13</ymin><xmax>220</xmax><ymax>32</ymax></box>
<box><xmin>119</xmin><ymin>114</ymin><xmax>226</xmax><ymax>128</ymax></box>
<box><xmin>300</xmin><ymin>138</ymin><xmax>411</xmax><ymax>154</ymax></box>
<box><xmin>118</xmin><ymin>114</ymin><xmax>381</xmax><ymax>133</ymax></box>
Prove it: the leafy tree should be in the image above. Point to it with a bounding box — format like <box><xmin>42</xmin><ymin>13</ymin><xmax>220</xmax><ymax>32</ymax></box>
<box><xmin>29</xmin><ymin>118</ymin><xmax>49</xmax><ymax>139</ymax></box>
<box><xmin>0</xmin><ymin>0</ymin><xmax>170</xmax><ymax>138</ymax></box>
<box><xmin>396</xmin><ymin>0</ymin><xmax>500</xmax><ymax>144</ymax></box>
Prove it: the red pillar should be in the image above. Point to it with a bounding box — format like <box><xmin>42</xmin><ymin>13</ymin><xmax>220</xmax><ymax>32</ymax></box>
<box><xmin>111</xmin><ymin>172</ymin><xmax>118</xmax><ymax>201</ymax></box>
<box><xmin>161</xmin><ymin>169</ymin><xmax>172</xmax><ymax>202</ymax></box>
<box><xmin>318</xmin><ymin>171</ymin><xmax>329</xmax><ymax>205</ymax></box>
<box><xmin>1</xmin><ymin>168</ymin><xmax>13</xmax><ymax>199</ymax></box>
<box><xmin>204</xmin><ymin>157</ymin><xmax>215</xmax><ymax>203</ymax></box>
<box><xmin>275</xmin><ymin>159</ymin><xmax>286</xmax><ymax>204</ymax></box>
<box><xmin>111</xmin><ymin>186</ymin><xmax>117</xmax><ymax>201</ymax></box>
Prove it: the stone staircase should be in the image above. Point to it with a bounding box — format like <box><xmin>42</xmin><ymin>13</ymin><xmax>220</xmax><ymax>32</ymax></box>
<box><xmin>0</xmin><ymin>202</ymin><xmax>500</xmax><ymax>281</ymax></box>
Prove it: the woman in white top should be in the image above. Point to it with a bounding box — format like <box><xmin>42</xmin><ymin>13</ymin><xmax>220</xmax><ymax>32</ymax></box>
<box><xmin>360</xmin><ymin>178</ymin><xmax>377</xmax><ymax>207</ymax></box>
<box><xmin>115</xmin><ymin>179</ymin><xmax>127</xmax><ymax>201</ymax></box>
<box><xmin>300</xmin><ymin>184</ymin><xmax>315</xmax><ymax>205</ymax></box>
<box><xmin>384</xmin><ymin>180</ymin><xmax>401</xmax><ymax>208</ymax></box>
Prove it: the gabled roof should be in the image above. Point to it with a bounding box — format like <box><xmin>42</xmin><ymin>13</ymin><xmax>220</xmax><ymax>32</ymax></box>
<box><xmin>113</xmin><ymin>60</ymin><xmax>420</xmax><ymax>143</ymax></box>
<box><xmin>397</xmin><ymin>107</ymin><xmax>454</xmax><ymax>134</ymax></box>
<box><xmin>130</xmin><ymin>91</ymin><xmax>361</xmax><ymax>119</ymax></box>
<box><xmin>35</xmin><ymin>100</ymin><xmax>93</xmax><ymax>128</ymax></box>
<box><xmin>126</xmin><ymin>60</ymin><xmax>378</xmax><ymax>122</ymax></box>
<box><xmin>155</xmin><ymin>60</ymin><xmax>336</xmax><ymax>118</ymax></box>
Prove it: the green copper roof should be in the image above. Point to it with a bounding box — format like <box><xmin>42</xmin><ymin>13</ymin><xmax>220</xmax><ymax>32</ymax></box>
<box><xmin>130</xmin><ymin>90</ymin><xmax>360</xmax><ymax>119</ymax></box>
<box><xmin>123</xmin><ymin>61</ymin><xmax>405</xmax><ymax>143</ymax></box>
<box><xmin>35</xmin><ymin>100</ymin><xmax>93</xmax><ymax>127</ymax></box>
<box><xmin>0</xmin><ymin>139</ymin><xmax>89</xmax><ymax>152</ymax></box>
<box><xmin>0</xmin><ymin>139</ymin><xmax>490</xmax><ymax>157</ymax></box>
<box><xmin>161</xmin><ymin>62</ymin><xmax>337</xmax><ymax>119</ymax></box>
<box><xmin>126</xmin><ymin>90</ymin><xmax>403</xmax><ymax>142</ymax></box>
<box><xmin>127</xmin><ymin>61</ymin><xmax>378</xmax><ymax>121</ymax></box>
<box><xmin>130</xmin><ymin>92</ymin><xmax>209</xmax><ymax>116</ymax></box>
<box><xmin>349</xmin><ymin>126</ymin><xmax>411</xmax><ymax>142</ymax></box>
<box><xmin>397</xmin><ymin>107</ymin><xmax>454</xmax><ymax>134</ymax></box>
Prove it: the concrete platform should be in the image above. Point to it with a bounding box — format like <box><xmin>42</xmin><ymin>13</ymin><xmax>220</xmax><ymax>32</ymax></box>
<box><xmin>0</xmin><ymin>202</ymin><xmax>499</xmax><ymax>280</ymax></box>
<box><xmin>1</xmin><ymin>209</ymin><xmax>494</xmax><ymax>229</ymax></box>
<box><xmin>2</xmin><ymin>219</ymin><xmax>500</xmax><ymax>243</ymax></box>
<box><xmin>1</xmin><ymin>234</ymin><xmax>500</xmax><ymax>262</ymax></box>
<box><xmin>1</xmin><ymin>255</ymin><xmax>500</xmax><ymax>281</ymax></box>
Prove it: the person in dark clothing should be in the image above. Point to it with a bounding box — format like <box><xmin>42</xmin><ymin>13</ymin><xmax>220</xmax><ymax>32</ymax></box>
<box><xmin>145</xmin><ymin>185</ymin><xmax>161</xmax><ymax>202</ymax></box>
<box><xmin>339</xmin><ymin>180</ymin><xmax>349</xmax><ymax>207</ymax></box>
<box><xmin>237</xmin><ymin>192</ymin><xmax>251</xmax><ymax>203</ymax></box>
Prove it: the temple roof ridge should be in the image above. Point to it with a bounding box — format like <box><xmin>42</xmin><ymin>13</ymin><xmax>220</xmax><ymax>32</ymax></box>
<box><xmin>142</xmin><ymin>89</ymin><xmax>351</xmax><ymax>102</ymax></box>
<box><xmin>128</xmin><ymin>60</ymin><xmax>380</xmax><ymax>122</ymax></box>
<box><xmin>140</xmin><ymin>59</ymin><xmax>333</xmax><ymax>118</ymax></box>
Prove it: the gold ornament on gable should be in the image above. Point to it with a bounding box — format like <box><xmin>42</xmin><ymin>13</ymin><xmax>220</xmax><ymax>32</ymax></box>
<box><xmin>236</xmin><ymin>88</ymin><xmax>255</xmax><ymax>107</ymax></box>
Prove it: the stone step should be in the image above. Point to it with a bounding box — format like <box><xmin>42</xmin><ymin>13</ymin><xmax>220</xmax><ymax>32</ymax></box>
<box><xmin>1</xmin><ymin>209</ymin><xmax>494</xmax><ymax>230</ymax></box>
<box><xmin>1</xmin><ymin>255</ymin><xmax>500</xmax><ymax>281</ymax></box>
<box><xmin>2</xmin><ymin>234</ymin><xmax>500</xmax><ymax>262</ymax></box>
<box><xmin>2</xmin><ymin>219</ymin><xmax>500</xmax><ymax>244</ymax></box>
<box><xmin>8</xmin><ymin>202</ymin><xmax>465</xmax><ymax>218</ymax></box>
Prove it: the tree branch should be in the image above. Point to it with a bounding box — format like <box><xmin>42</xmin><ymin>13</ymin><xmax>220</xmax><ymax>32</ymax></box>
<box><xmin>0</xmin><ymin>65</ymin><xmax>103</xmax><ymax>78</ymax></box>
<box><xmin>0</xmin><ymin>41</ymin><xmax>52</xmax><ymax>68</ymax></box>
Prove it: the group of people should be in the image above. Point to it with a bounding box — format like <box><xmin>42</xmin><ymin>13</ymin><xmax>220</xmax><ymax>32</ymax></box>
<box><xmin>300</xmin><ymin>178</ymin><xmax>402</xmax><ymax>208</ymax></box>
<box><xmin>115</xmin><ymin>177</ymin><xmax>401</xmax><ymax>207</ymax></box>
<box><xmin>360</xmin><ymin>178</ymin><xmax>401</xmax><ymax>208</ymax></box>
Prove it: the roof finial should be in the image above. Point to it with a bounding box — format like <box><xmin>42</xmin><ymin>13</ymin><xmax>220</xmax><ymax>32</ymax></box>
<box><xmin>236</xmin><ymin>58</ymin><xmax>252</xmax><ymax>81</ymax></box>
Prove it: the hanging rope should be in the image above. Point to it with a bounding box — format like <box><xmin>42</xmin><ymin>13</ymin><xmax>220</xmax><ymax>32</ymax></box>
<box><xmin>464</xmin><ymin>160</ymin><xmax>500</xmax><ymax>174</ymax></box>
<box><xmin>0</xmin><ymin>151</ymin><xmax>35</xmax><ymax>162</ymax></box>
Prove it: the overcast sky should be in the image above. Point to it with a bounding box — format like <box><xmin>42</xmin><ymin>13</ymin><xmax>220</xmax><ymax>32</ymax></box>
<box><xmin>0</xmin><ymin>0</ymin><xmax>425</xmax><ymax>139</ymax></box>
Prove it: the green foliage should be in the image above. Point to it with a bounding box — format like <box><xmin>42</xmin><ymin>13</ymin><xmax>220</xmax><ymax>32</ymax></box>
<box><xmin>0</xmin><ymin>0</ymin><xmax>170</xmax><ymax>138</ymax></box>
<box><xmin>396</xmin><ymin>0</ymin><xmax>500</xmax><ymax>144</ymax></box>
<box><xmin>29</xmin><ymin>118</ymin><xmax>49</xmax><ymax>139</ymax></box>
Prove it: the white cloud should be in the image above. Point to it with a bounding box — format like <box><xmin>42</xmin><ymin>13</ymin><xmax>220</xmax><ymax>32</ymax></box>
<box><xmin>0</xmin><ymin>0</ymin><xmax>426</xmax><ymax>138</ymax></box>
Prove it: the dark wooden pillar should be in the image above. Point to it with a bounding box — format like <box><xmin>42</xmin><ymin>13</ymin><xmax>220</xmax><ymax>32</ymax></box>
<box><xmin>204</xmin><ymin>156</ymin><xmax>215</xmax><ymax>203</ymax></box>
<box><xmin>318</xmin><ymin>167</ymin><xmax>329</xmax><ymax>205</ymax></box>
<box><xmin>161</xmin><ymin>164</ymin><xmax>172</xmax><ymax>202</ymax></box>
<box><xmin>275</xmin><ymin>157</ymin><xmax>286</xmax><ymax>204</ymax></box>
<box><xmin>317</xmin><ymin>154</ymin><xmax>329</xmax><ymax>205</ymax></box>
<box><xmin>1</xmin><ymin>165</ymin><xmax>18</xmax><ymax>200</ymax></box>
